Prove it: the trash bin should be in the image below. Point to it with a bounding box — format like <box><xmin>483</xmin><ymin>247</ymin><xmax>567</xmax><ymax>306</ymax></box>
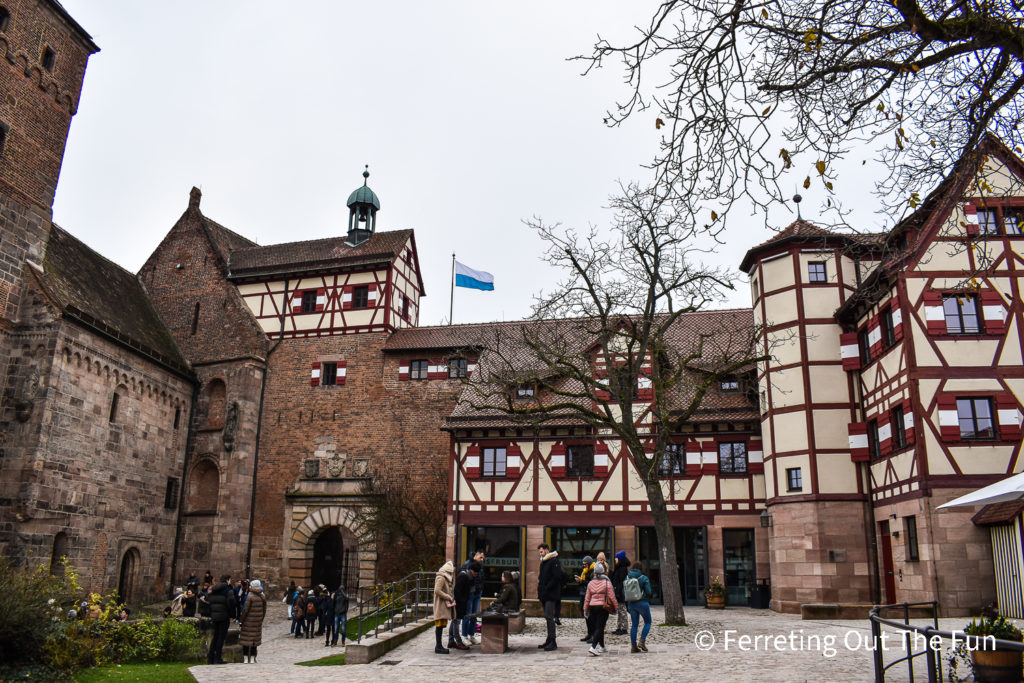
<box><xmin>752</xmin><ymin>579</ymin><xmax>771</xmax><ymax>609</ymax></box>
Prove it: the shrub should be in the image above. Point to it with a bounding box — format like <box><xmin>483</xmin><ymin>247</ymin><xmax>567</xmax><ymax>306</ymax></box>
<box><xmin>0</xmin><ymin>556</ymin><xmax>81</xmax><ymax>667</ymax></box>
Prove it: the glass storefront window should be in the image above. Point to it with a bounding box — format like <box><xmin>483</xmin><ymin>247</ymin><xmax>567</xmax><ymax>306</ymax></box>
<box><xmin>548</xmin><ymin>526</ymin><xmax>611</xmax><ymax>598</ymax></box>
<box><xmin>637</xmin><ymin>526</ymin><xmax>707</xmax><ymax>605</ymax></box>
<box><xmin>464</xmin><ymin>526</ymin><xmax>521</xmax><ymax>598</ymax></box>
<box><xmin>723</xmin><ymin>528</ymin><xmax>755</xmax><ymax>606</ymax></box>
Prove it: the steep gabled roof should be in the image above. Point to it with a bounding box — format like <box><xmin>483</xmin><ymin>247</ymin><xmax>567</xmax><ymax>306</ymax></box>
<box><xmin>34</xmin><ymin>225</ymin><xmax>191</xmax><ymax>376</ymax></box>
<box><xmin>835</xmin><ymin>133</ymin><xmax>1024</xmax><ymax>325</ymax></box>
<box><xmin>228</xmin><ymin>230</ymin><xmax>414</xmax><ymax>279</ymax></box>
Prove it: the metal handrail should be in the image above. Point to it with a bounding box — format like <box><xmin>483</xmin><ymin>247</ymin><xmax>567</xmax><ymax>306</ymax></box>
<box><xmin>868</xmin><ymin>601</ymin><xmax>1024</xmax><ymax>682</ymax></box>
<box><xmin>354</xmin><ymin>571</ymin><xmax>435</xmax><ymax>643</ymax></box>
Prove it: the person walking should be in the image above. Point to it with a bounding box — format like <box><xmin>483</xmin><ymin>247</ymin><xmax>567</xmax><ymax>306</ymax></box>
<box><xmin>459</xmin><ymin>551</ymin><xmax>486</xmax><ymax>642</ymax></box>
<box><xmin>238</xmin><ymin>579</ymin><xmax>267</xmax><ymax>663</ymax></box>
<box><xmin>584</xmin><ymin>563</ymin><xmax>617</xmax><ymax>656</ymax></box>
<box><xmin>303</xmin><ymin>589</ymin><xmax>318</xmax><ymax>638</ymax></box>
<box><xmin>433</xmin><ymin>560</ymin><xmax>465</xmax><ymax>654</ymax></box>
<box><xmin>536</xmin><ymin>543</ymin><xmax>564</xmax><ymax>651</ymax></box>
<box><xmin>203</xmin><ymin>574</ymin><xmax>237</xmax><ymax>665</ymax></box>
<box><xmin>290</xmin><ymin>586</ymin><xmax>304</xmax><ymax>637</ymax></box>
<box><xmin>575</xmin><ymin>555</ymin><xmax>595</xmax><ymax>643</ymax></box>
<box><xmin>625</xmin><ymin>561</ymin><xmax>653</xmax><ymax>653</ymax></box>
<box><xmin>330</xmin><ymin>585</ymin><xmax>349</xmax><ymax>647</ymax></box>
<box><xmin>611</xmin><ymin>550</ymin><xmax>631</xmax><ymax>635</ymax></box>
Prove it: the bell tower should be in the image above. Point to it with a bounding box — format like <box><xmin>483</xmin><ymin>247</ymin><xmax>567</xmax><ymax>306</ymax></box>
<box><xmin>345</xmin><ymin>166</ymin><xmax>380</xmax><ymax>246</ymax></box>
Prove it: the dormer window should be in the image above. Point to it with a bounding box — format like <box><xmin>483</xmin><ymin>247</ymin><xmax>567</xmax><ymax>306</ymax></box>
<box><xmin>448</xmin><ymin>358</ymin><xmax>468</xmax><ymax>378</ymax></box>
<box><xmin>720</xmin><ymin>378</ymin><xmax>739</xmax><ymax>392</ymax></box>
<box><xmin>514</xmin><ymin>383</ymin><xmax>535</xmax><ymax>400</ymax></box>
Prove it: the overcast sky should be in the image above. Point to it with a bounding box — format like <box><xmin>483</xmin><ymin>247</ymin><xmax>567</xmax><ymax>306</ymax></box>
<box><xmin>52</xmin><ymin>1</ymin><xmax>851</xmax><ymax>325</ymax></box>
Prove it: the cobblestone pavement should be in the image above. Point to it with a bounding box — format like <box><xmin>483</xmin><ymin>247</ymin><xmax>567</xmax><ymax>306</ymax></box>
<box><xmin>190</xmin><ymin>602</ymin><xmax>969</xmax><ymax>682</ymax></box>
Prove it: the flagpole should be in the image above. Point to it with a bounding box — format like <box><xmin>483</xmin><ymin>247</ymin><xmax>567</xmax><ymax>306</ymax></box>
<box><xmin>449</xmin><ymin>253</ymin><xmax>455</xmax><ymax>324</ymax></box>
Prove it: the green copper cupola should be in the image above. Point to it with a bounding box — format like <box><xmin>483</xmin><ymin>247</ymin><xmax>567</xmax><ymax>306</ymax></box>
<box><xmin>346</xmin><ymin>166</ymin><xmax>380</xmax><ymax>246</ymax></box>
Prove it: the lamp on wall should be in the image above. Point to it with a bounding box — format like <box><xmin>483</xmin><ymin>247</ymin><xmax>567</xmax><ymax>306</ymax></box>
<box><xmin>760</xmin><ymin>509</ymin><xmax>772</xmax><ymax>528</ymax></box>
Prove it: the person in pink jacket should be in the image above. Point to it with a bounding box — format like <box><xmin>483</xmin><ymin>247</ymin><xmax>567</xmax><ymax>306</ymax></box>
<box><xmin>583</xmin><ymin>562</ymin><xmax>617</xmax><ymax>656</ymax></box>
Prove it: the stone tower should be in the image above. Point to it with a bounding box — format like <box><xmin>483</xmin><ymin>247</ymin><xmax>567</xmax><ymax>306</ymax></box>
<box><xmin>0</xmin><ymin>0</ymin><xmax>98</xmax><ymax>321</ymax></box>
<box><xmin>740</xmin><ymin>222</ymin><xmax>876</xmax><ymax>612</ymax></box>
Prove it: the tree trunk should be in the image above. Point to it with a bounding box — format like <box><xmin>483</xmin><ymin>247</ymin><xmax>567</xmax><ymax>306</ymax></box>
<box><xmin>646</xmin><ymin>478</ymin><xmax>686</xmax><ymax>624</ymax></box>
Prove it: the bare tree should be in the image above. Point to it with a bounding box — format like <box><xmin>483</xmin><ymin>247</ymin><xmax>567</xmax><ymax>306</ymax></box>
<box><xmin>459</xmin><ymin>185</ymin><xmax>767</xmax><ymax>624</ymax></box>
<box><xmin>358</xmin><ymin>458</ymin><xmax>448</xmax><ymax>580</ymax></box>
<box><xmin>583</xmin><ymin>0</ymin><xmax>1024</xmax><ymax>229</ymax></box>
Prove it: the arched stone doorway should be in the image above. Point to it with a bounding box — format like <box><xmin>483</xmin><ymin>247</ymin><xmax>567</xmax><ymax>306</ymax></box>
<box><xmin>117</xmin><ymin>548</ymin><xmax>140</xmax><ymax>603</ymax></box>
<box><xmin>289</xmin><ymin>506</ymin><xmax>374</xmax><ymax>591</ymax></box>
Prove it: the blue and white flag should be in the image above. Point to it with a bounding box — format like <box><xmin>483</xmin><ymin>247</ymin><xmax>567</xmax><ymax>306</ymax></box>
<box><xmin>455</xmin><ymin>261</ymin><xmax>494</xmax><ymax>291</ymax></box>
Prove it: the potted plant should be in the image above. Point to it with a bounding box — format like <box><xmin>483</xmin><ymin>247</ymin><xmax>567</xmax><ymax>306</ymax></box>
<box><xmin>704</xmin><ymin>576</ymin><xmax>725</xmax><ymax>610</ymax></box>
<box><xmin>963</xmin><ymin>616</ymin><xmax>1024</xmax><ymax>683</ymax></box>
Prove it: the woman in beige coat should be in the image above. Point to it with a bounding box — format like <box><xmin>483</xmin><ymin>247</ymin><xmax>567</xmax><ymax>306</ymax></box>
<box><xmin>238</xmin><ymin>579</ymin><xmax>267</xmax><ymax>663</ymax></box>
<box><xmin>433</xmin><ymin>560</ymin><xmax>464</xmax><ymax>654</ymax></box>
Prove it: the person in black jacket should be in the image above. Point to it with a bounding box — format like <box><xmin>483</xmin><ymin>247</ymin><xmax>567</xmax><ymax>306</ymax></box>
<box><xmin>451</xmin><ymin>561</ymin><xmax>479</xmax><ymax>649</ymax></box>
<box><xmin>330</xmin><ymin>586</ymin><xmax>349</xmax><ymax>646</ymax></box>
<box><xmin>536</xmin><ymin>543</ymin><xmax>564</xmax><ymax>651</ymax></box>
<box><xmin>203</xmin><ymin>574</ymin><xmax>237</xmax><ymax>665</ymax></box>
<box><xmin>611</xmin><ymin>551</ymin><xmax>631</xmax><ymax>635</ymax></box>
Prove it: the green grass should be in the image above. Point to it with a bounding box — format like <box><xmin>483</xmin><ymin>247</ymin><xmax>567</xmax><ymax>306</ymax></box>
<box><xmin>297</xmin><ymin>653</ymin><xmax>346</xmax><ymax>667</ymax></box>
<box><xmin>72</xmin><ymin>661</ymin><xmax>198</xmax><ymax>682</ymax></box>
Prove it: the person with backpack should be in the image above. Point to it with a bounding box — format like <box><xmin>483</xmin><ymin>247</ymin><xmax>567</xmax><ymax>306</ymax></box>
<box><xmin>624</xmin><ymin>561</ymin><xmax>653</xmax><ymax>653</ymax></box>
<box><xmin>291</xmin><ymin>588</ymin><xmax>306</xmax><ymax>638</ymax></box>
<box><xmin>583</xmin><ymin>563</ymin><xmax>617</xmax><ymax>656</ymax></box>
<box><xmin>610</xmin><ymin>550</ymin><xmax>631</xmax><ymax>635</ymax></box>
<box><xmin>303</xmin><ymin>589</ymin><xmax>318</xmax><ymax>638</ymax></box>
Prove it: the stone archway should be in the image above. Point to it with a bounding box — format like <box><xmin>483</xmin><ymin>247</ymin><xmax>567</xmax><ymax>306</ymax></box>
<box><xmin>289</xmin><ymin>506</ymin><xmax>375</xmax><ymax>591</ymax></box>
<box><xmin>117</xmin><ymin>547</ymin><xmax>140</xmax><ymax>603</ymax></box>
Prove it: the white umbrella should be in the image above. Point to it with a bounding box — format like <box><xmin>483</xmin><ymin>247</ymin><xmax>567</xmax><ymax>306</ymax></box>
<box><xmin>938</xmin><ymin>471</ymin><xmax>1024</xmax><ymax>509</ymax></box>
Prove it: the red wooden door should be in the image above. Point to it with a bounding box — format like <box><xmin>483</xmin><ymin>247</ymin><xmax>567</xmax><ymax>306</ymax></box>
<box><xmin>879</xmin><ymin>521</ymin><xmax>896</xmax><ymax>604</ymax></box>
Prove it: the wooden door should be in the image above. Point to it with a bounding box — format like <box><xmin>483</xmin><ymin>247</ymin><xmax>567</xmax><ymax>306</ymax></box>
<box><xmin>878</xmin><ymin>521</ymin><xmax>896</xmax><ymax>604</ymax></box>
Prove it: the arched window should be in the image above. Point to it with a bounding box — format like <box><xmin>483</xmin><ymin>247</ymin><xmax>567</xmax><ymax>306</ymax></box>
<box><xmin>117</xmin><ymin>548</ymin><xmax>140</xmax><ymax>603</ymax></box>
<box><xmin>50</xmin><ymin>532</ymin><xmax>68</xmax><ymax>576</ymax></box>
<box><xmin>186</xmin><ymin>459</ymin><xmax>219</xmax><ymax>513</ymax></box>
<box><xmin>203</xmin><ymin>379</ymin><xmax>226</xmax><ymax>429</ymax></box>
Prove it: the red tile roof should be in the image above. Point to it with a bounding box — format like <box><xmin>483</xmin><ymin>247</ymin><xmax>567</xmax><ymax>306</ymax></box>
<box><xmin>228</xmin><ymin>229</ymin><xmax>412</xmax><ymax>277</ymax></box>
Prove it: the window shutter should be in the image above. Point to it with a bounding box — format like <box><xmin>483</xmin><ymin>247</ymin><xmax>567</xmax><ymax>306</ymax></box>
<box><xmin>398</xmin><ymin>361</ymin><xmax>410</xmax><ymax>381</ymax></box>
<box><xmin>702</xmin><ymin>440</ymin><xmax>718</xmax><ymax>474</ymax></box>
<box><xmin>367</xmin><ymin>286</ymin><xmax>378</xmax><ymax>305</ymax></box>
<box><xmin>464</xmin><ymin>445</ymin><xmax>481</xmax><ymax>478</ymax></box>
<box><xmin>466</xmin><ymin>361</ymin><xmax>477</xmax><ymax>378</ymax></box>
<box><xmin>981</xmin><ymin>290</ymin><xmax>1006</xmax><ymax>335</ymax></box>
<box><xmin>594</xmin><ymin>442</ymin><xmax>610</xmax><ymax>477</ymax></box>
<box><xmin>685</xmin><ymin>439</ymin><xmax>702</xmax><ymax>476</ymax></box>
<box><xmin>337</xmin><ymin>360</ymin><xmax>347</xmax><ymax>386</ymax></box>
<box><xmin>310</xmin><ymin>361</ymin><xmax>321</xmax><ymax>387</ymax></box>
<box><xmin>923</xmin><ymin>291</ymin><xmax>946</xmax><ymax>335</ymax></box>
<box><xmin>747</xmin><ymin>439</ymin><xmax>764</xmax><ymax>474</ymax></box>
<box><xmin>878</xmin><ymin>412</ymin><xmax>893</xmax><ymax>455</ymax></box>
<box><xmin>549</xmin><ymin>444</ymin><xmax>566</xmax><ymax>477</ymax></box>
<box><xmin>937</xmin><ymin>395</ymin><xmax>960</xmax><ymax>441</ymax></box>
<box><xmin>840</xmin><ymin>332</ymin><xmax>861</xmax><ymax>371</ymax></box>
<box><xmin>506</xmin><ymin>444</ymin><xmax>523</xmax><ymax>478</ymax></box>
<box><xmin>342</xmin><ymin>285</ymin><xmax>354</xmax><ymax>310</ymax></box>
<box><xmin>902</xmin><ymin>398</ymin><xmax>916</xmax><ymax>445</ymax></box>
<box><xmin>963</xmin><ymin>204</ymin><xmax>980</xmax><ymax>236</ymax></box>
<box><xmin>315</xmin><ymin>288</ymin><xmax>326</xmax><ymax>312</ymax></box>
<box><xmin>892</xmin><ymin>305</ymin><xmax>904</xmax><ymax>342</ymax></box>
<box><xmin>848</xmin><ymin>423</ymin><xmax>869</xmax><ymax>461</ymax></box>
<box><xmin>428</xmin><ymin>357</ymin><xmax>446</xmax><ymax>380</ymax></box>
<box><xmin>292</xmin><ymin>292</ymin><xmax>303</xmax><ymax>313</ymax></box>
<box><xmin>997</xmin><ymin>394</ymin><xmax>1022</xmax><ymax>441</ymax></box>
<box><xmin>868</xmin><ymin>317</ymin><xmax>883</xmax><ymax>357</ymax></box>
